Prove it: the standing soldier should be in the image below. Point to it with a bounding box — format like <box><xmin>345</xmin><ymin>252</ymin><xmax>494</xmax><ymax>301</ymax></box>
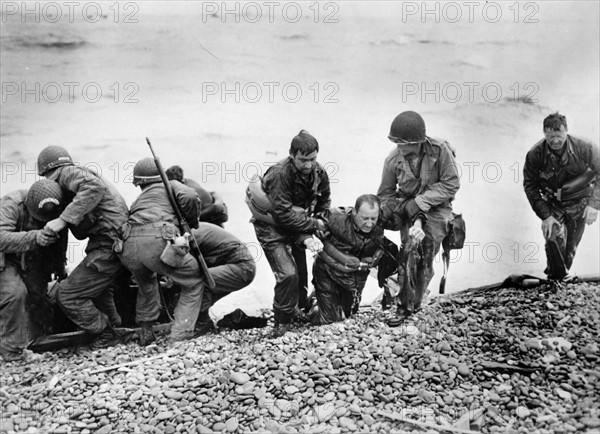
<box><xmin>309</xmin><ymin>194</ymin><xmax>385</xmax><ymax>325</ymax></box>
<box><xmin>523</xmin><ymin>112</ymin><xmax>599</xmax><ymax>281</ymax></box>
<box><xmin>249</xmin><ymin>130</ymin><xmax>330</xmax><ymax>326</ymax></box>
<box><xmin>0</xmin><ymin>180</ymin><xmax>67</xmax><ymax>362</ymax></box>
<box><xmin>119</xmin><ymin>158</ymin><xmax>205</xmax><ymax>345</ymax></box>
<box><xmin>377</xmin><ymin>111</ymin><xmax>460</xmax><ymax>324</ymax></box>
<box><xmin>37</xmin><ymin>146</ymin><xmax>128</xmax><ymax>349</ymax></box>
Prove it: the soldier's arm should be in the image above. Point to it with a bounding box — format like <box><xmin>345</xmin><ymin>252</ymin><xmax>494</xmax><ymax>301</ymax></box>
<box><xmin>414</xmin><ymin>142</ymin><xmax>460</xmax><ymax>212</ymax></box>
<box><xmin>523</xmin><ymin>148</ymin><xmax>552</xmax><ymax>220</ymax></box>
<box><xmin>269</xmin><ymin>172</ymin><xmax>322</xmax><ymax>233</ymax></box>
<box><xmin>171</xmin><ymin>180</ymin><xmax>201</xmax><ymax>229</ymax></box>
<box><xmin>0</xmin><ymin>197</ymin><xmax>39</xmax><ymax>253</ymax></box>
<box><xmin>587</xmin><ymin>140</ymin><xmax>600</xmax><ymax>210</ymax></box>
<box><xmin>54</xmin><ymin>166</ymin><xmax>104</xmax><ymax>226</ymax></box>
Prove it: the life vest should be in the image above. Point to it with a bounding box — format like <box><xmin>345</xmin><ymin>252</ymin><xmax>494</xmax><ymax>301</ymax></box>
<box><xmin>245</xmin><ymin>174</ymin><xmax>305</xmax><ymax>225</ymax></box>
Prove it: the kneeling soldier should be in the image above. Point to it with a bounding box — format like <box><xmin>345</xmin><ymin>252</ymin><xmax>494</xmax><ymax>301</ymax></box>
<box><xmin>0</xmin><ymin>180</ymin><xmax>67</xmax><ymax>362</ymax></box>
<box><xmin>119</xmin><ymin>158</ymin><xmax>205</xmax><ymax>345</ymax></box>
<box><xmin>309</xmin><ymin>194</ymin><xmax>385</xmax><ymax>325</ymax></box>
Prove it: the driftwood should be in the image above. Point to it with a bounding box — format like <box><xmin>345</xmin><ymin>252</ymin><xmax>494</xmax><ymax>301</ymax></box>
<box><xmin>28</xmin><ymin>323</ymin><xmax>172</xmax><ymax>352</ymax></box>
<box><xmin>89</xmin><ymin>349</ymin><xmax>177</xmax><ymax>374</ymax></box>
<box><xmin>376</xmin><ymin>410</ymin><xmax>481</xmax><ymax>434</ymax></box>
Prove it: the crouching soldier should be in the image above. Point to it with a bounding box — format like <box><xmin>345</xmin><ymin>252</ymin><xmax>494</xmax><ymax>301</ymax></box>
<box><xmin>193</xmin><ymin>222</ymin><xmax>257</xmax><ymax>334</ymax></box>
<box><xmin>37</xmin><ymin>146</ymin><xmax>128</xmax><ymax>349</ymax></box>
<box><xmin>166</xmin><ymin>165</ymin><xmax>229</xmax><ymax>227</ymax></box>
<box><xmin>0</xmin><ymin>180</ymin><xmax>67</xmax><ymax>362</ymax></box>
<box><xmin>119</xmin><ymin>158</ymin><xmax>205</xmax><ymax>345</ymax></box>
<box><xmin>309</xmin><ymin>194</ymin><xmax>385</xmax><ymax>325</ymax></box>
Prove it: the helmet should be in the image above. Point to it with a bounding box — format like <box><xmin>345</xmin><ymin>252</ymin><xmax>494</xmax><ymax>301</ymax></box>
<box><xmin>388</xmin><ymin>111</ymin><xmax>426</xmax><ymax>143</ymax></box>
<box><xmin>133</xmin><ymin>158</ymin><xmax>161</xmax><ymax>186</ymax></box>
<box><xmin>37</xmin><ymin>146</ymin><xmax>74</xmax><ymax>176</ymax></box>
<box><xmin>25</xmin><ymin>179</ymin><xmax>65</xmax><ymax>222</ymax></box>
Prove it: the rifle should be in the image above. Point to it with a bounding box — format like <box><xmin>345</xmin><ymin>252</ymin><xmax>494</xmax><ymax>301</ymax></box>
<box><xmin>146</xmin><ymin>137</ymin><xmax>216</xmax><ymax>290</ymax></box>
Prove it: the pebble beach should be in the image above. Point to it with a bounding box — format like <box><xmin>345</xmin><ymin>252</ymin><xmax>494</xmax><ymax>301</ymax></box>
<box><xmin>1</xmin><ymin>281</ymin><xmax>599</xmax><ymax>434</ymax></box>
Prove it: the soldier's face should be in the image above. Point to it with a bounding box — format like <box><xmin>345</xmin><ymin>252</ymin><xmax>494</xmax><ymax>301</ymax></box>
<box><xmin>291</xmin><ymin>150</ymin><xmax>318</xmax><ymax>175</ymax></box>
<box><xmin>544</xmin><ymin>126</ymin><xmax>568</xmax><ymax>151</ymax></box>
<box><xmin>354</xmin><ymin>203</ymin><xmax>379</xmax><ymax>233</ymax></box>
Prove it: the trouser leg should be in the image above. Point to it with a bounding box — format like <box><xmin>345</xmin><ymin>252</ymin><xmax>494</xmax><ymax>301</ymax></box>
<box><xmin>544</xmin><ymin>221</ymin><xmax>569</xmax><ymax>280</ymax></box>
<box><xmin>292</xmin><ymin>245</ymin><xmax>308</xmax><ymax>310</ymax></box>
<box><xmin>56</xmin><ymin>246</ymin><xmax>123</xmax><ymax>335</ymax></box>
<box><xmin>564</xmin><ymin>216</ymin><xmax>586</xmax><ymax>271</ymax></box>
<box><xmin>198</xmin><ymin>260</ymin><xmax>256</xmax><ymax>313</ymax></box>
<box><xmin>93</xmin><ymin>287</ymin><xmax>122</xmax><ymax>327</ymax></box>
<box><xmin>262</xmin><ymin>243</ymin><xmax>299</xmax><ymax>322</ymax></box>
<box><xmin>0</xmin><ymin>266</ymin><xmax>30</xmax><ymax>355</ymax></box>
<box><xmin>312</xmin><ymin>264</ymin><xmax>344</xmax><ymax>325</ymax></box>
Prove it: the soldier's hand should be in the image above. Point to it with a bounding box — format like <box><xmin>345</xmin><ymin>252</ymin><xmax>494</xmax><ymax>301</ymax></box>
<box><xmin>45</xmin><ymin>217</ymin><xmax>67</xmax><ymax>234</ymax></box>
<box><xmin>36</xmin><ymin>229</ymin><xmax>58</xmax><ymax>246</ymax></box>
<box><xmin>314</xmin><ymin>218</ymin><xmax>329</xmax><ymax>239</ymax></box>
<box><xmin>304</xmin><ymin>236</ymin><xmax>323</xmax><ymax>254</ymax></box>
<box><xmin>583</xmin><ymin>206</ymin><xmax>598</xmax><ymax>225</ymax></box>
<box><xmin>409</xmin><ymin>224</ymin><xmax>425</xmax><ymax>242</ymax></box>
<box><xmin>541</xmin><ymin>216</ymin><xmax>559</xmax><ymax>238</ymax></box>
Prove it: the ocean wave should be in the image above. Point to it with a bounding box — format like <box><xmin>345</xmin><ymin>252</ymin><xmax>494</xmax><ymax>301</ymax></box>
<box><xmin>9</xmin><ymin>34</ymin><xmax>87</xmax><ymax>50</ymax></box>
<box><xmin>278</xmin><ymin>34</ymin><xmax>309</xmax><ymax>41</ymax></box>
<box><xmin>369</xmin><ymin>38</ymin><xmax>409</xmax><ymax>47</ymax></box>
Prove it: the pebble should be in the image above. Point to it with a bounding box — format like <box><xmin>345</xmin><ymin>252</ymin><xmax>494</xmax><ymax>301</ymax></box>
<box><xmin>230</xmin><ymin>372</ymin><xmax>250</xmax><ymax>385</ymax></box>
<box><xmin>1</xmin><ymin>282</ymin><xmax>597</xmax><ymax>434</ymax></box>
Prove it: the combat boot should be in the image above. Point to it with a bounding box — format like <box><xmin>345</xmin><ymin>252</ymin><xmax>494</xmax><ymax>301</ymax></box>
<box><xmin>138</xmin><ymin>321</ymin><xmax>156</xmax><ymax>346</ymax></box>
<box><xmin>193</xmin><ymin>311</ymin><xmax>215</xmax><ymax>338</ymax></box>
<box><xmin>89</xmin><ymin>325</ymin><xmax>122</xmax><ymax>350</ymax></box>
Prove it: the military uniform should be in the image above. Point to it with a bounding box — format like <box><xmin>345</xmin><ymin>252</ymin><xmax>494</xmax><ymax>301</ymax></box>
<box><xmin>0</xmin><ymin>185</ymin><xmax>67</xmax><ymax>360</ymax></box>
<box><xmin>119</xmin><ymin>180</ymin><xmax>204</xmax><ymax>341</ymax></box>
<box><xmin>524</xmin><ymin>135</ymin><xmax>600</xmax><ymax>279</ymax></box>
<box><xmin>44</xmin><ymin>165</ymin><xmax>127</xmax><ymax>335</ymax></box>
<box><xmin>378</xmin><ymin>136</ymin><xmax>460</xmax><ymax>314</ymax></box>
<box><xmin>253</xmin><ymin>156</ymin><xmax>330</xmax><ymax>323</ymax></box>
<box><xmin>311</xmin><ymin>207</ymin><xmax>384</xmax><ymax>324</ymax></box>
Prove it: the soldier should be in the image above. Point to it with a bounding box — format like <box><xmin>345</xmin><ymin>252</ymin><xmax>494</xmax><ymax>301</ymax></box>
<box><xmin>249</xmin><ymin>130</ymin><xmax>330</xmax><ymax>326</ymax></box>
<box><xmin>193</xmin><ymin>222</ymin><xmax>257</xmax><ymax>334</ymax></box>
<box><xmin>0</xmin><ymin>180</ymin><xmax>67</xmax><ymax>362</ymax></box>
<box><xmin>165</xmin><ymin>165</ymin><xmax>229</xmax><ymax>227</ymax></box>
<box><xmin>119</xmin><ymin>158</ymin><xmax>205</xmax><ymax>345</ymax></box>
<box><xmin>377</xmin><ymin>111</ymin><xmax>460</xmax><ymax>324</ymax></box>
<box><xmin>308</xmin><ymin>194</ymin><xmax>385</xmax><ymax>325</ymax></box>
<box><xmin>37</xmin><ymin>146</ymin><xmax>128</xmax><ymax>349</ymax></box>
<box><xmin>523</xmin><ymin>112</ymin><xmax>599</xmax><ymax>281</ymax></box>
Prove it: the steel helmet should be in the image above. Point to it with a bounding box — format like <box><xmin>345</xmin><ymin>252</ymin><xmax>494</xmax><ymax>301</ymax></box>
<box><xmin>388</xmin><ymin>111</ymin><xmax>426</xmax><ymax>143</ymax></box>
<box><xmin>25</xmin><ymin>179</ymin><xmax>65</xmax><ymax>222</ymax></box>
<box><xmin>133</xmin><ymin>158</ymin><xmax>162</xmax><ymax>186</ymax></box>
<box><xmin>37</xmin><ymin>146</ymin><xmax>74</xmax><ymax>176</ymax></box>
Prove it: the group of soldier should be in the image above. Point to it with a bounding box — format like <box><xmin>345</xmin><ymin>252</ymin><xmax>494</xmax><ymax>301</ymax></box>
<box><xmin>1</xmin><ymin>110</ymin><xmax>598</xmax><ymax>363</ymax></box>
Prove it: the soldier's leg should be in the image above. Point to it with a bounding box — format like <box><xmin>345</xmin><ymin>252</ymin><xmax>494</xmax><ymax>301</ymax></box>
<box><xmin>0</xmin><ymin>266</ymin><xmax>30</xmax><ymax>360</ymax></box>
<box><xmin>263</xmin><ymin>244</ymin><xmax>300</xmax><ymax>323</ymax></box>
<box><xmin>564</xmin><ymin>216</ymin><xmax>586</xmax><ymax>272</ymax></box>
<box><xmin>398</xmin><ymin>226</ymin><xmax>420</xmax><ymax>314</ymax></box>
<box><xmin>55</xmin><ymin>245</ymin><xmax>123</xmax><ymax>335</ymax></box>
<box><xmin>93</xmin><ymin>287</ymin><xmax>122</xmax><ymax>327</ymax></box>
<box><xmin>414</xmin><ymin>236</ymin><xmax>441</xmax><ymax>310</ymax></box>
<box><xmin>312</xmin><ymin>263</ymin><xmax>344</xmax><ymax>325</ymax></box>
<box><xmin>292</xmin><ymin>244</ymin><xmax>309</xmax><ymax>311</ymax></box>
<box><xmin>254</xmin><ymin>222</ymin><xmax>301</xmax><ymax>323</ymax></box>
<box><xmin>544</xmin><ymin>220</ymin><xmax>568</xmax><ymax>280</ymax></box>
